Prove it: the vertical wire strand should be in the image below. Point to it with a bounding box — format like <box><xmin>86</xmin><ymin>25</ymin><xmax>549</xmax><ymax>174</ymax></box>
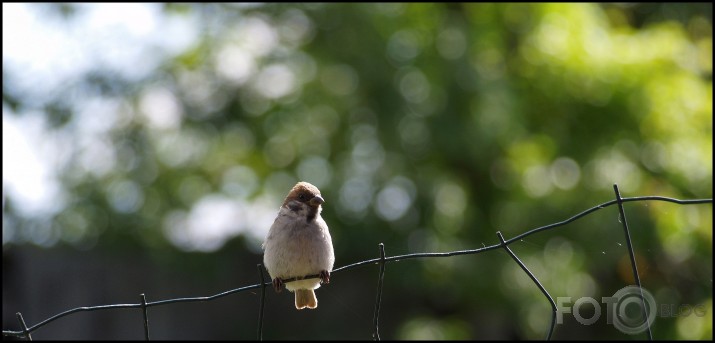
<box><xmin>496</xmin><ymin>232</ymin><xmax>557</xmax><ymax>340</ymax></box>
<box><xmin>372</xmin><ymin>243</ymin><xmax>386</xmax><ymax>341</ymax></box>
<box><xmin>257</xmin><ymin>264</ymin><xmax>267</xmax><ymax>341</ymax></box>
<box><xmin>16</xmin><ymin>313</ymin><xmax>32</xmax><ymax>341</ymax></box>
<box><xmin>613</xmin><ymin>184</ymin><xmax>653</xmax><ymax>340</ymax></box>
<box><xmin>139</xmin><ymin>294</ymin><xmax>150</xmax><ymax>340</ymax></box>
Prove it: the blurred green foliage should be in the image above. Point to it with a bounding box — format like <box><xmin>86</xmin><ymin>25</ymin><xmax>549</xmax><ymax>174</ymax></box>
<box><xmin>2</xmin><ymin>3</ymin><xmax>712</xmax><ymax>340</ymax></box>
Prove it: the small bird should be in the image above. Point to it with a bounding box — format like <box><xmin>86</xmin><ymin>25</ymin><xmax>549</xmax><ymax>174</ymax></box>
<box><xmin>263</xmin><ymin>181</ymin><xmax>335</xmax><ymax>309</ymax></box>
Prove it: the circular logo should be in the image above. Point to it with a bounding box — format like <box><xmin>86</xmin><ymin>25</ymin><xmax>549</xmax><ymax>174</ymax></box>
<box><xmin>611</xmin><ymin>285</ymin><xmax>657</xmax><ymax>335</ymax></box>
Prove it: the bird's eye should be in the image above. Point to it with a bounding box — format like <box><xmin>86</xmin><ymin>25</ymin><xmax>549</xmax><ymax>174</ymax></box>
<box><xmin>298</xmin><ymin>193</ymin><xmax>306</xmax><ymax>200</ymax></box>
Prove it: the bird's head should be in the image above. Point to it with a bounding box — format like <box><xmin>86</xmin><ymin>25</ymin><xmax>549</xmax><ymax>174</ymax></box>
<box><xmin>283</xmin><ymin>182</ymin><xmax>325</xmax><ymax>221</ymax></box>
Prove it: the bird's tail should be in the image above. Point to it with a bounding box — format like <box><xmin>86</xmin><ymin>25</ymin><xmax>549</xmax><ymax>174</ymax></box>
<box><xmin>295</xmin><ymin>289</ymin><xmax>318</xmax><ymax>310</ymax></box>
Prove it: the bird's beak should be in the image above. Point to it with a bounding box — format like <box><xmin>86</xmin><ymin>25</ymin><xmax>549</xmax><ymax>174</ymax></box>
<box><xmin>310</xmin><ymin>195</ymin><xmax>325</xmax><ymax>206</ymax></box>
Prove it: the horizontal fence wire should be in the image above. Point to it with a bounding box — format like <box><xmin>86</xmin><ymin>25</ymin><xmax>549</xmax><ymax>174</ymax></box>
<box><xmin>3</xmin><ymin>184</ymin><xmax>713</xmax><ymax>340</ymax></box>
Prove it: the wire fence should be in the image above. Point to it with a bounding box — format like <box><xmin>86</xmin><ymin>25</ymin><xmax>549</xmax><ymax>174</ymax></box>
<box><xmin>3</xmin><ymin>184</ymin><xmax>713</xmax><ymax>340</ymax></box>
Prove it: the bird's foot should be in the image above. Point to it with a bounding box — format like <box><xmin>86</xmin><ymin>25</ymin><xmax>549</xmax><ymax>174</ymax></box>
<box><xmin>319</xmin><ymin>270</ymin><xmax>330</xmax><ymax>285</ymax></box>
<box><xmin>272</xmin><ymin>278</ymin><xmax>284</xmax><ymax>293</ymax></box>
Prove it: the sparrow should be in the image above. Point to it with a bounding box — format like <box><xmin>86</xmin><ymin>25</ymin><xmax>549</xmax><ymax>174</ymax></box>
<box><xmin>263</xmin><ymin>181</ymin><xmax>335</xmax><ymax>310</ymax></box>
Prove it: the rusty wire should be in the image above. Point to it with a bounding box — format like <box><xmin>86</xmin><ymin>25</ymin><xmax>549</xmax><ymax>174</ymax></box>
<box><xmin>3</xmin><ymin>184</ymin><xmax>712</xmax><ymax>340</ymax></box>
